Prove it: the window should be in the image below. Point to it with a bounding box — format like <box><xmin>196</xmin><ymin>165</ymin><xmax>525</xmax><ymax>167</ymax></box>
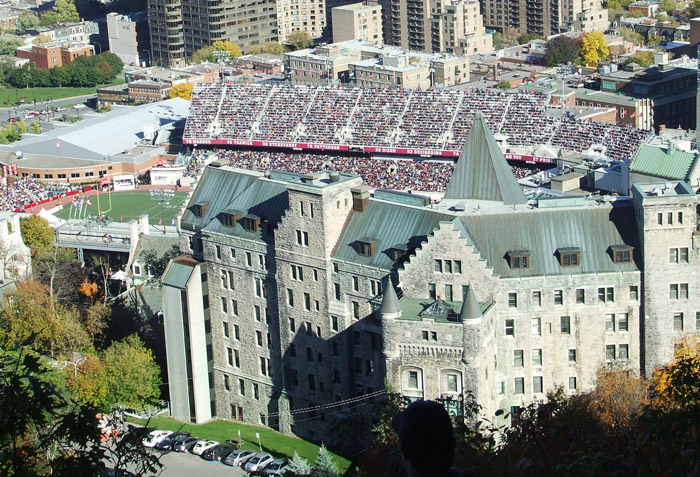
<box><xmin>618</xmin><ymin>344</ymin><xmax>629</xmax><ymax>360</ymax></box>
<box><xmin>331</xmin><ymin>315</ymin><xmax>339</xmax><ymax>332</ymax></box>
<box><xmin>239</xmin><ymin>379</ymin><xmax>245</xmax><ymax>396</ymax></box>
<box><xmin>224</xmin><ymin>374</ymin><xmax>230</xmax><ymax>391</ymax></box>
<box><xmin>234</xmin><ymin>350</ymin><xmax>240</xmax><ymax>368</ymax></box>
<box><xmin>531</xmin><ymin>317</ymin><xmax>541</xmax><ymax>336</ymax></box>
<box><xmin>508</xmin><ymin>292</ymin><xmax>517</xmax><ymax>308</ymax></box>
<box><xmin>255</xmin><ymin>305</ymin><xmax>261</xmax><ymax>322</ymax></box>
<box><xmin>533</xmin><ymin>376</ymin><xmax>543</xmax><ymax>394</ymax></box>
<box><xmin>559</xmin><ymin>249</ymin><xmax>580</xmax><ymax>267</ymax></box>
<box><xmin>697</xmin><ymin>311</ymin><xmax>700</xmax><ymax>331</ymax></box>
<box><xmin>673</xmin><ymin>312</ymin><xmax>684</xmax><ymax>331</ymax></box>
<box><xmin>227</xmin><ymin>347</ymin><xmax>233</xmax><ymax>366</ymax></box>
<box><xmin>575</xmin><ymin>289</ymin><xmax>585</xmax><ymax>304</ymax></box>
<box><xmin>352</xmin><ymin>301</ymin><xmax>360</xmax><ymax>319</ymax></box>
<box><xmin>605</xmin><ymin>313</ymin><xmax>615</xmax><ymax>332</ymax></box>
<box><xmin>408</xmin><ymin>370</ymin><xmax>419</xmax><ymax>389</ymax></box>
<box><xmin>554</xmin><ymin>290</ymin><xmax>563</xmax><ymax>305</ymax></box>
<box><xmin>444</xmin><ymin>260</ymin><xmax>452</xmax><ymax>274</ymax></box>
<box><xmin>453</xmin><ymin>260</ymin><xmax>462</xmax><ymax>273</ymax></box>
<box><xmin>568</xmin><ymin>377</ymin><xmax>577</xmax><ymax>390</ymax></box>
<box><xmin>291</xmin><ymin>265</ymin><xmax>304</xmax><ymax>281</ymax></box>
<box><xmin>514</xmin><ymin>377</ymin><xmax>524</xmax><ymax>394</ymax></box>
<box><xmin>561</xmin><ymin>316</ymin><xmax>571</xmax><ymax>334</ymax></box>
<box><xmin>223</xmin><ymin>321</ymin><xmax>229</xmax><ymax>338</ymax></box>
<box><xmin>221</xmin><ymin>297</ymin><xmax>228</xmax><ymax>314</ymax></box>
<box><xmin>670</xmin><ymin>247</ymin><xmax>689</xmax><ymax>263</ymax></box>
<box><xmin>532</xmin><ymin>349</ymin><xmax>542</xmax><ymax>366</ymax></box>
<box><xmin>678</xmin><ymin>212</ymin><xmax>684</xmax><ymax>224</ymax></box>
<box><xmin>234</xmin><ymin>324</ymin><xmax>240</xmax><ymax>340</ymax></box>
<box><xmin>296</xmin><ymin>230</ymin><xmax>309</xmax><ymax>246</ymax></box>
<box><xmin>256</xmin><ymin>331</ymin><xmax>262</xmax><ymax>347</ymax></box>
<box><xmin>498</xmin><ymin>381</ymin><xmax>505</xmax><ymax>395</ymax></box>
<box><xmin>287</xmin><ymin>289</ymin><xmax>294</xmax><ymax>307</ymax></box>
<box><xmin>598</xmin><ymin>287</ymin><xmax>614</xmax><ymax>303</ymax></box>
<box><xmin>434</xmin><ymin>259</ymin><xmax>442</xmax><ymax>272</ymax></box>
<box><xmin>514</xmin><ymin>350</ymin><xmax>524</xmax><ymax>367</ymax></box>
<box><xmin>429</xmin><ymin>283</ymin><xmax>436</xmax><ymax>300</ymax></box>
<box><xmin>606</xmin><ymin>344</ymin><xmax>616</xmax><ymax>361</ymax></box>
<box><xmin>356</xmin><ymin>239</ymin><xmax>377</xmax><ymax>257</ymax></box>
<box><xmin>370</xmin><ymin>280</ymin><xmax>382</xmax><ymax>296</ymax></box>
<box><xmin>255</xmin><ymin>278</ymin><xmax>265</xmax><ymax>298</ymax></box>
<box><xmin>304</xmin><ymin>293</ymin><xmax>311</xmax><ymax>311</ymax></box>
<box><xmin>532</xmin><ymin>291</ymin><xmax>541</xmax><ymax>306</ymax></box>
<box><xmin>308</xmin><ymin>374</ymin><xmax>316</xmax><ymax>391</ymax></box>
<box><xmin>509</xmin><ymin>252</ymin><xmax>530</xmax><ymax>269</ymax></box>
<box><xmin>618</xmin><ymin>313</ymin><xmax>629</xmax><ymax>332</ymax></box>
<box><xmin>568</xmin><ymin>349</ymin><xmax>577</xmax><ymax>362</ymax></box>
<box><xmin>334</xmin><ymin>283</ymin><xmax>341</xmax><ymax>300</ymax></box>
<box><xmin>505</xmin><ymin>319</ymin><xmax>515</xmax><ymax>336</ymax></box>
<box><xmin>253</xmin><ymin>383</ymin><xmax>259</xmax><ymax>400</ymax></box>
<box><xmin>422</xmin><ymin>330</ymin><xmax>429</xmax><ymax>341</ymax></box>
<box><xmin>431</xmin><ymin>331</ymin><xmax>438</xmax><ymax>341</ymax></box>
<box><xmin>307</xmin><ymin>347</ymin><xmax>313</xmax><ymax>361</ymax></box>
<box><xmin>629</xmin><ymin>286</ymin><xmax>639</xmax><ymax>301</ymax></box>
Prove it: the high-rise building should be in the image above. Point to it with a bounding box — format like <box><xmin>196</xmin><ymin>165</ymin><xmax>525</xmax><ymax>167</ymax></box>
<box><xmin>276</xmin><ymin>0</ymin><xmax>326</xmax><ymax>43</ymax></box>
<box><xmin>480</xmin><ymin>0</ymin><xmax>608</xmax><ymax>37</ymax></box>
<box><xmin>106</xmin><ymin>12</ymin><xmax>150</xmax><ymax>66</ymax></box>
<box><xmin>331</xmin><ymin>2</ymin><xmax>382</xmax><ymax>43</ymax></box>
<box><xmin>147</xmin><ymin>0</ymin><xmax>278</xmax><ymax>67</ymax></box>
<box><xmin>163</xmin><ymin>109</ymin><xmax>699</xmax><ymax>440</ymax></box>
<box><xmin>388</xmin><ymin>0</ymin><xmax>492</xmax><ymax>55</ymax></box>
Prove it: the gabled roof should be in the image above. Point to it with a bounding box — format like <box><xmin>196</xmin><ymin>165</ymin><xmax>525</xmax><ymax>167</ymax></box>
<box><xmin>630</xmin><ymin>144</ymin><xmax>698</xmax><ymax>181</ymax></box>
<box><xmin>444</xmin><ymin>111</ymin><xmax>527</xmax><ymax>205</ymax></box>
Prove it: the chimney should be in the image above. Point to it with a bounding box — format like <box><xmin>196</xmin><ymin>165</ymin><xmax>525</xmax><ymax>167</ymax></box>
<box><xmin>351</xmin><ymin>185</ymin><xmax>371</xmax><ymax>212</ymax></box>
<box><xmin>138</xmin><ymin>214</ymin><xmax>149</xmax><ymax>235</ymax></box>
<box><xmin>659</xmin><ymin>124</ymin><xmax>666</xmax><ymax>132</ymax></box>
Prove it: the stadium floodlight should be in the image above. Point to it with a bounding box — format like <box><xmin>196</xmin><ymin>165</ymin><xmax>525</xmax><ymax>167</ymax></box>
<box><xmin>150</xmin><ymin>189</ymin><xmax>176</xmax><ymax>234</ymax></box>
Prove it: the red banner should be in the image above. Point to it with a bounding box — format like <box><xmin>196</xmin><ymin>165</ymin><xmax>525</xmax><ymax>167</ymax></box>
<box><xmin>503</xmin><ymin>153</ymin><xmax>556</xmax><ymax>164</ymax></box>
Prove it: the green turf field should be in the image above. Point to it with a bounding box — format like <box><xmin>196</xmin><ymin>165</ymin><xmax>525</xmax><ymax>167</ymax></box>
<box><xmin>54</xmin><ymin>190</ymin><xmax>189</xmax><ymax>225</ymax></box>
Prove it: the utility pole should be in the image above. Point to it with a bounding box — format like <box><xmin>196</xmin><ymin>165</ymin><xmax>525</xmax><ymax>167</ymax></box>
<box><xmin>150</xmin><ymin>189</ymin><xmax>175</xmax><ymax>234</ymax></box>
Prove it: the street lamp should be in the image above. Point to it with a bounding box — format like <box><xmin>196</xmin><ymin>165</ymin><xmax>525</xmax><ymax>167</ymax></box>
<box><xmin>150</xmin><ymin>189</ymin><xmax>175</xmax><ymax>234</ymax></box>
<box><xmin>64</xmin><ymin>356</ymin><xmax>88</xmax><ymax>379</ymax></box>
<box><xmin>143</xmin><ymin>49</ymin><xmax>152</xmax><ymax>67</ymax></box>
<box><xmin>92</xmin><ymin>42</ymin><xmax>102</xmax><ymax>55</ymax></box>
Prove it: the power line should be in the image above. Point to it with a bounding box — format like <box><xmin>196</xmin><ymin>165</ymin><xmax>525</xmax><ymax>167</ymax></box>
<box><xmin>266</xmin><ymin>389</ymin><xmax>387</xmax><ymax>418</ymax></box>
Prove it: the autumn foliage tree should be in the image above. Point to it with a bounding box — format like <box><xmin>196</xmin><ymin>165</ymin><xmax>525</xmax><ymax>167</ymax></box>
<box><xmin>169</xmin><ymin>83</ymin><xmax>193</xmax><ymax>100</ymax></box>
<box><xmin>654</xmin><ymin>336</ymin><xmax>700</xmax><ymax>406</ymax></box>
<box><xmin>579</xmin><ymin>31</ymin><xmax>609</xmax><ymax>65</ymax></box>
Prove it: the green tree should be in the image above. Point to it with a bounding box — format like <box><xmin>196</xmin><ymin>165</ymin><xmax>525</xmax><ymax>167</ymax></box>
<box><xmin>545</xmin><ymin>35</ymin><xmax>580</xmax><ymax>66</ymax></box>
<box><xmin>47</xmin><ymin>0</ymin><xmax>80</xmax><ymax>23</ymax></box>
<box><xmin>619</xmin><ymin>26</ymin><xmax>643</xmax><ymax>45</ymax></box>
<box><xmin>625</xmin><ymin>51</ymin><xmax>655</xmax><ymax>66</ymax></box>
<box><xmin>20</xmin><ymin>215</ymin><xmax>55</xmax><ymax>256</ymax></box>
<box><xmin>646</xmin><ymin>33</ymin><xmax>662</xmax><ymax>46</ymax></box>
<box><xmin>212</xmin><ymin>40</ymin><xmax>242</xmax><ymax>59</ymax></box>
<box><xmin>15</xmin><ymin>11</ymin><xmax>40</xmax><ymax>34</ymax></box>
<box><xmin>50</xmin><ymin>65</ymin><xmax>72</xmax><ymax>86</ymax></box>
<box><xmin>496</xmin><ymin>80</ymin><xmax>512</xmax><ymax>89</ymax></box>
<box><xmin>96</xmin><ymin>51</ymin><xmax>124</xmax><ymax>75</ymax></box>
<box><xmin>287</xmin><ymin>451</ymin><xmax>312</xmax><ymax>476</ymax></box>
<box><xmin>685</xmin><ymin>0</ymin><xmax>700</xmax><ymax>19</ymax></box>
<box><xmin>82</xmin><ymin>301</ymin><xmax>111</xmax><ymax>347</ymax></box>
<box><xmin>580</xmin><ymin>30</ymin><xmax>609</xmax><ymax>64</ymax></box>
<box><xmin>8</xmin><ymin>63</ymin><xmax>31</xmax><ymax>88</ymax></box>
<box><xmin>285</xmin><ymin>30</ymin><xmax>313</xmax><ymax>50</ymax></box>
<box><xmin>263</xmin><ymin>41</ymin><xmax>285</xmax><ymax>54</ymax></box>
<box><xmin>15</xmin><ymin>119</ymin><xmax>28</xmax><ymax>134</ymax></box>
<box><xmin>35</xmin><ymin>246</ymin><xmax>78</xmax><ymax>297</ymax></box>
<box><xmin>518</xmin><ymin>32</ymin><xmax>540</xmax><ymax>44</ymax></box>
<box><xmin>313</xmin><ymin>445</ymin><xmax>338</xmax><ymax>477</ymax></box>
<box><xmin>100</xmin><ymin>334</ymin><xmax>161</xmax><ymax>409</ymax></box>
<box><xmin>0</xmin><ymin>38</ymin><xmax>23</xmax><ymax>56</ymax></box>
<box><xmin>190</xmin><ymin>45</ymin><xmax>215</xmax><ymax>64</ymax></box>
<box><xmin>96</xmin><ymin>61</ymin><xmax>114</xmax><ymax>83</ymax></box>
<box><xmin>248</xmin><ymin>45</ymin><xmax>263</xmax><ymax>55</ymax></box>
<box><xmin>30</xmin><ymin>120</ymin><xmax>40</xmax><ymax>134</ymax></box>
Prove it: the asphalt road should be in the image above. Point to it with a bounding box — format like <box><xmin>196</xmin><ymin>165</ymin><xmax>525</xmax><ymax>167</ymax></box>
<box><xmin>155</xmin><ymin>450</ymin><xmax>247</xmax><ymax>476</ymax></box>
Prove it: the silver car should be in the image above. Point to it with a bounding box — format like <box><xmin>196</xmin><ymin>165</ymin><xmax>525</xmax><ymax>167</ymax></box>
<box><xmin>223</xmin><ymin>448</ymin><xmax>256</xmax><ymax>466</ymax></box>
<box><xmin>264</xmin><ymin>457</ymin><xmax>289</xmax><ymax>475</ymax></box>
<box><xmin>244</xmin><ymin>453</ymin><xmax>274</xmax><ymax>472</ymax></box>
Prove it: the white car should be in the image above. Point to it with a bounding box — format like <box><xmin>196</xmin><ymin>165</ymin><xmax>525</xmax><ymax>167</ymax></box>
<box><xmin>190</xmin><ymin>439</ymin><xmax>219</xmax><ymax>455</ymax></box>
<box><xmin>244</xmin><ymin>453</ymin><xmax>274</xmax><ymax>472</ymax></box>
<box><xmin>142</xmin><ymin>430</ymin><xmax>173</xmax><ymax>447</ymax></box>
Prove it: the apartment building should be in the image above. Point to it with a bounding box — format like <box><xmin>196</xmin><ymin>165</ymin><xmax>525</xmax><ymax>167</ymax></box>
<box><xmin>331</xmin><ymin>2</ymin><xmax>382</xmax><ymax>43</ymax></box>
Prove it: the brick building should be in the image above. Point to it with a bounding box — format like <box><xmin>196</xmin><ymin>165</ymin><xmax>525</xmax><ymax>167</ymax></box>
<box><xmin>16</xmin><ymin>42</ymin><xmax>93</xmax><ymax>69</ymax></box>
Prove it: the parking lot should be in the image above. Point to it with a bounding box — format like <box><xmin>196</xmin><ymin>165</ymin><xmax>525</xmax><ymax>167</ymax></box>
<box><xmin>157</xmin><ymin>450</ymin><xmax>246</xmax><ymax>476</ymax></box>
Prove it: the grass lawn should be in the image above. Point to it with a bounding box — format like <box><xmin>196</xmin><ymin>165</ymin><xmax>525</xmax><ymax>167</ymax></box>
<box><xmin>130</xmin><ymin>416</ymin><xmax>351</xmax><ymax>473</ymax></box>
<box><xmin>0</xmin><ymin>79</ymin><xmax>126</xmax><ymax>107</ymax></box>
<box><xmin>54</xmin><ymin>190</ymin><xmax>189</xmax><ymax>226</ymax></box>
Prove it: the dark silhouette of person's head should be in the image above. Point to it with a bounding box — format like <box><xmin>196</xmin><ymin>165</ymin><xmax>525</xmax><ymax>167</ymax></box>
<box><xmin>392</xmin><ymin>400</ymin><xmax>455</xmax><ymax>477</ymax></box>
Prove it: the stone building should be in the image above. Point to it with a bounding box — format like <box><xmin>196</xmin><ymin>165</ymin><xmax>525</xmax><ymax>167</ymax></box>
<box><xmin>162</xmin><ymin>112</ymin><xmax>699</xmax><ymax>440</ymax></box>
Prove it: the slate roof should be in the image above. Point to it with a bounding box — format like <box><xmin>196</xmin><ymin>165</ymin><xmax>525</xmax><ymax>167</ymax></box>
<box><xmin>630</xmin><ymin>144</ymin><xmax>698</xmax><ymax>181</ymax></box>
<box><xmin>444</xmin><ymin>111</ymin><xmax>527</xmax><ymax>205</ymax></box>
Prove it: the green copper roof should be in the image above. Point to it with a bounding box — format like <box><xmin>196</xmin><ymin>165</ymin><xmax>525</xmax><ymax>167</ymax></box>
<box><xmin>397</xmin><ymin>298</ymin><xmax>492</xmax><ymax>322</ymax></box>
<box><xmin>444</xmin><ymin>111</ymin><xmax>527</xmax><ymax>205</ymax></box>
<box><xmin>162</xmin><ymin>262</ymin><xmax>196</xmax><ymax>289</ymax></box>
<box><xmin>630</xmin><ymin>144</ymin><xmax>698</xmax><ymax>181</ymax></box>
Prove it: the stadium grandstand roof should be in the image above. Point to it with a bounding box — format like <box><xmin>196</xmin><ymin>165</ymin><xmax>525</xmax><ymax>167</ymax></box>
<box><xmin>0</xmin><ymin>98</ymin><xmax>189</xmax><ymax>163</ymax></box>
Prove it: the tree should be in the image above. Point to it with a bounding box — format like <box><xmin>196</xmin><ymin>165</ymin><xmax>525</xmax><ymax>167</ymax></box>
<box><xmin>0</xmin><ymin>38</ymin><xmax>23</xmax><ymax>56</ymax></box>
<box><xmin>99</xmin><ymin>334</ymin><xmax>161</xmax><ymax>409</ymax></box>
<box><xmin>33</xmin><ymin>33</ymin><xmax>53</xmax><ymax>45</ymax></box>
<box><xmin>30</xmin><ymin>120</ymin><xmax>40</xmax><ymax>134</ymax></box>
<box><xmin>654</xmin><ymin>336</ymin><xmax>700</xmax><ymax>406</ymax></box>
<box><xmin>34</xmin><ymin>246</ymin><xmax>77</xmax><ymax>296</ymax></box>
<box><xmin>50</xmin><ymin>0</ymin><xmax>80</xmax><ymax>23</ymax></box>
<box><xmin>313</xmin><ymin>445</ymin><xmax>338</xmax><ymax>477</ymax></box>
<box><xmin>286</xmin><ymin>31</ymin><xmax>313</xmax><ymax>50</ymax></box>
<box><xmin>50</xmin><ymin>65</ymin><xmax>72</xmax><ymax>87</ymax></box>
<box><xmin>619</xmin><ymin>27</ymin><xmax>643</xmax><ymax>45</ymax></box>
<box><xmin>97</xmin><ymin>52</ymin><xmax>124</xmax><ymax>76</ymax></box>
<box><xmin>248</xmin><ymin>45</ymin><xmax>263</xmax><ymax>55</ymax></box>
<box><xmin>0</xmin><ymin>280</ymin><xmax>90</xmax><ymax>356</ymax></box>
<box><xmin>646</xmin><ymin>33</ymin><xmax>662</xmax><ymax>46</ymax></box>
<box><xmin>16</xmin><ymin>119</ymin><xmax>28</xmax><ymax>134</ymax></box>
<box><xmin>96</xmin><ymin>61</ymin><xmax>114</xmax><ymax>83</ymax></box>
<box><xmin>590</xmin><ymin>368</ymin><xmax>649</xmax><ymax>430</ymax></box>
<box><xmin>263</xmin><ymin>41</ymin><xmax>285</xmax><ymax>54</ymax></box>
<box><xmin>140</xmin><ymin>244</ymin><xmax>180</xmax><ymax>283</ymax></box>
<box><xmin>212</xmin><ymin>40</ymin><xmax>242</xmax><ymax>59</ymax></box>
<box><xmin>579</xmin><ymin>30</ymin><xmax>609</xmax><ymax>64</ymax></box>
<box><xmin>169</xmin><ymin>83</ymin><xmax>193</xmax><ymax>100</ymax></box>
<box><xmin>518</xmin><ymin>32</ymin><xmax>540</xmax><ymax>45</ymax></box>
<box><xmin>545</xmin><ymin>35</ymin><xmax>580</xmax><ymax>66</ymax></box>
<box><xmin>625</xmin><ymin>51</ymin><xmax>655</xmax><ymax>67</ymax></box>
<box><xmin>287</xmin><ymin>451</ymin><xmax>312</xmax><ymax>476</ymax></box>
<box><xmin>15</xmin><ymin>11</ymin><xmax>40</xmax><ymax>34</ymax></box>
<box><xmin>20</xmin><ymin>215</ymin><xmax>54</xmax><ymax>257</ymax></box>
<box><xmin>190</xmin><ymin>45</ymin><xmax>215</xmax><ymax>64</ymax></box>
<box><xmin>685</xmin><ymin>0</ymin><xmax>700</xmax><ymax>20</ymax></box>
<box><xmin>82</xmin><ymin>301</ymin><xmax>111</xmax><ymax>347</ymax></box>
<box><xmin>496</xmin><ymin>80</ymin><xmax>512</xmax><ymax>90</ymax></box>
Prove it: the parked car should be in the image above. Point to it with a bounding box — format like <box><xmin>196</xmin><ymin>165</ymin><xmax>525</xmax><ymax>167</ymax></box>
<box><xmin>201</xmin><ymin>444</ymin><xmax>235</xmax><ymax>462</ymax></box>
<box><xmin>155</xmin><ymin>431</ymin><xmax>190</xmax><ymax>451</ymax></box>
<box><xmin>172</xmin><ymin>436</ymin><xmax>199</xmax><ymax>453</ymax></box>
<box><xmin>55</xmin><ymin>107</ymin><xmax>66</xmax><ymax>112</ymax></box>
<box><xmin>264</xmin><ymin>457</ymin><xmax>289</xmax><ymax>475</ymax></box>
<box><xmin>190</xmin><ymin>439</ymin><xmax>218</xmax><ymax>456</ymax></box>
<box><xmin>142</xmin><ymin>430</ymin><xmax>173</xmax><ymax>448</ymax></box>
<box><xmin>244</xmin><ymin>453</ymin><xmax>274</xmax><ymax>472</ymax></box>
<box><xmin>223</xmin><ymin>449</ymin><xmax>256</xmax><ymax>466</ymax></box>
<box><xmin>8</xmin><ymin>117</ymin><xmax>18</xmax><ymax>123</ymax></box>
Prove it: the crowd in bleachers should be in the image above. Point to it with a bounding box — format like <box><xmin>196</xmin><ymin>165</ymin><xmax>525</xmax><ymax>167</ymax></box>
<box><xmin>190</xmin><ymin>149</ymin><xmax>540</xmax><ymax>192</ymax></box>
<box><xmin>183</xmin><ymin>83</ymin><xmax>652</xmax><ymax>161</ymax></box>
<box><xmin>0</xmin><ymin>178</ymin><xmax>75</xmax><ymax>211</ymax></box>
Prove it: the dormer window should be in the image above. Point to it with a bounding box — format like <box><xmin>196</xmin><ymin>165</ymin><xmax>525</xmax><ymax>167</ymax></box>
<box><xmin>241</xmin><ymin>214</ymin><xmax>261</xmax><ymax>232</ymax></box>
<box><xmin>558</xmin><ymin>247</ymin><xmax>581</xmax><ymax>267</ymax></box>
<box><xmin>221</xmin><ymin>209</ymin><xmax>242</xmax><ymax>227</ymax></box>
<box><xmin>355</xmin><ymin>237</ymin><xmax>378</xmax><ymax>257</ymax></box>
<box><xmin>610</xmin><ymin>245</ymin><xmax>633</xmax><ymax>264</ymax></box>
<box><xmin>391</xmin><ymin>244</ymin><xmax>409</xmax><ymax>262</ymax></box>
<box><xmin>191</xmin><ymin>201</ymin><xmax>209</xmax><ymax>218</ymax></box>
<box><xmin>507</xmin><ymin>250</ymin><xmax>530</xmax><ymax>269</ymax></box>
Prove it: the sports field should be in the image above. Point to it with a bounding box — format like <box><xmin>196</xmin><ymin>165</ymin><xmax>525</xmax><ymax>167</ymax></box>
<box><xmin>54</xmin><ymin>190</ymin><xmax>189</xmax><ymax>225</ymax></box>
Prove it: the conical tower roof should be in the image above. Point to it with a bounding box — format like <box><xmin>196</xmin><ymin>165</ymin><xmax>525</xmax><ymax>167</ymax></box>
<box><xmin>459</xmin><ymin>285</ymin><xmax>482</xmax><ymax>321</ymax></box>
<box><xmin>444</xmin><ymin>111</ymin><xmax>527</xmax><ymax>205</ymax></box>
<box><xmin>380</xmin><ymin>277</ymin><xmax>401</xmax><ymax>315</ymax></box>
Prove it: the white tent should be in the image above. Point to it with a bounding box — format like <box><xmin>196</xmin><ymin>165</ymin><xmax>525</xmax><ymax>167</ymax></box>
<box><xmin>37</xmin><ymin>208</ymin><xmax>66</xmax><ymax>227</ymax></box>
<box><xmin>110</xmin><ymin>270</ymin><xmax>127</xmax><ymax>281</ymax></box>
